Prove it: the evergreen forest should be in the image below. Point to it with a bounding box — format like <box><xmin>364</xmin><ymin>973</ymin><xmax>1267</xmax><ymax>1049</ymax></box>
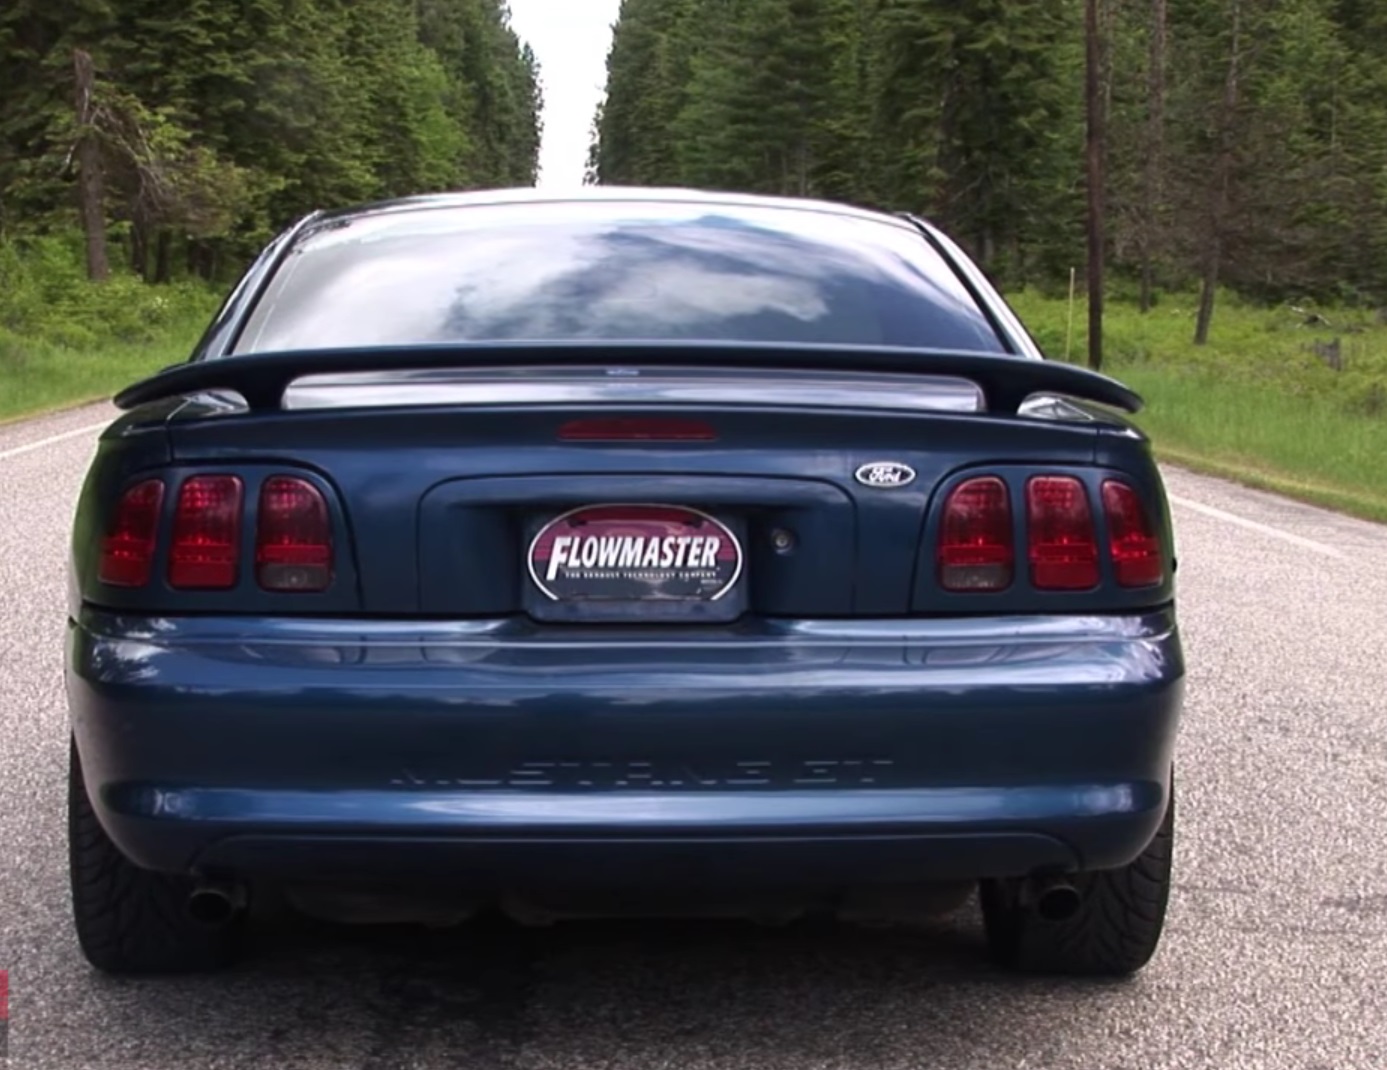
<box><xmin>592</xmin><ymin>0</ymin><xmax>1387</xmax><ymax>307</ymax></box>
<box><xmin>0</xmin><ymin>0</ymin><xmax>543</xmax><ymax>280</ymax></box>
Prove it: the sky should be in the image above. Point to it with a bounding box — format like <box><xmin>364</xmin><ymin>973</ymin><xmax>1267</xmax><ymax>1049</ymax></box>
<box><xmin>507</xmin><ymin>0</ymin><xmax>624</xmax><ymax>188</ymax></box>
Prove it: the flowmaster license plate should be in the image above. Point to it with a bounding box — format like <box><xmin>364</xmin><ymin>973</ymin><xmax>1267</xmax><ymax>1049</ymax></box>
<box><xmin>525</xmin><ymin>504</ymin><xmax>747</xmax><ymax>622</ymax></box>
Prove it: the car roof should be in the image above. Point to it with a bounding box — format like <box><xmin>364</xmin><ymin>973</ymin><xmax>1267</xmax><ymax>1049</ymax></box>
<box><xmin>305</xmin><ymin>186</ymin><xmax>927</xmax><ymax>237</ymax></box>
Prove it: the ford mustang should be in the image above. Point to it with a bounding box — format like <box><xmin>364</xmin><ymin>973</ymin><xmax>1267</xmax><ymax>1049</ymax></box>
<box><xmin>65</xmin><ymin>188</ymin><xmax>1183</xmax><ymax>977</ymax></box>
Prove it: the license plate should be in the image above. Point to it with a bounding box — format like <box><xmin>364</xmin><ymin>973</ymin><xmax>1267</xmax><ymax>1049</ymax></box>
<box><xmin>525</xmin><ymin>504</ymin><xmax>747</xmax><ymax>623</ymax></box>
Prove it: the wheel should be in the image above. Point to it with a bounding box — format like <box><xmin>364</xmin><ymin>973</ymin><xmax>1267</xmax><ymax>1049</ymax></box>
<box><xmin>980</xmin><ymin>778</ymin><xmax>1174</xmax><ymax>977</ymax></box>
<box><xmin>68</xmin><ymin>738</ymin><xmax>243</xmax><ymax>974</ymax></box>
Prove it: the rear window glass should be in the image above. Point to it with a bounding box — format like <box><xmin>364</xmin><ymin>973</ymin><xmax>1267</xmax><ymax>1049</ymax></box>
<box><xmin>231</xmin><ymin>200</ymin><xmax>1006</xmax><ymax>355</ymax></box>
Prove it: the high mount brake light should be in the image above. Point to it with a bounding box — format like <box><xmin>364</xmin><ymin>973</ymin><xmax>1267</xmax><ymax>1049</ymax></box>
<box><xmin>99</xmin><ymin>480</ymin><xmax>165</xmax><ymax>587</ymax></box>
<box><xmin>1102</xmin><ymin>480</ymin><xmax>1163</xmax><ymax>587</ymax></box>
<box><xmin>938</xmin><ymin>477</ymin><xmax>1014</xmax><ymax>592</ymax></box>
<box><xmin>256</xmin><ymin>477</ymin><xmax>332</xmax><ymax>592</ymax></box>
<box><xmin>1026</xmin><ymin>476</ymin><xmax>1099</xmax><ymax>590</ymax></box>
<box><xmin>168</xmin><ymin>476</ymin><xmax>244</xmax><ymax>590</ymax></box>
<box><xmin>558</xmin><ymin>418</ymin><xmax>718</xmax><ymax>442</ymax></box>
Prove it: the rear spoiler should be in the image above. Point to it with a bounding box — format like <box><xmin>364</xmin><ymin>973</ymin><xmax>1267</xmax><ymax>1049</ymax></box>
<box><xmin>114</xmin><ymin>342</ymin><xmax>1142</xmax><ymax>415</ymax></box>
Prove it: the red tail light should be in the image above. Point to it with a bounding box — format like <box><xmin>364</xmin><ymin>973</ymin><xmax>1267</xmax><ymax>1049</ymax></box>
<box><xmin>1102</xmin><ymin>480</ymin><xmax>1163</xmax><ymax>587</ymax></box>
<box><xmin>256</xmin><ymin>477</ymin><xmax>332</xmax><ymax>592</ymax></box>
<box><xmin>938</xmin><ymin>476</ymin><xmax>1014</xmax><ymax>591</ymax></box>
<box><xmin>99</xmin><ymin>479</ymin><xmax>165</xmax><ymax>587</ymax></box>
<box><xmin>168</xmin><ymin>475</ymin><xmax>243</xmax><ymax>590</ymax></box>
<box><xmin>1026</xmin><ymin>476</ymin><xmax>1099</xmax><ymax>590</ymax></box>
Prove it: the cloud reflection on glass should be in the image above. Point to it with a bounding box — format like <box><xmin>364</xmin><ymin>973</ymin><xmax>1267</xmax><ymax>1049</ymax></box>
<box><xmin>235</xmin><ymin>202</ymin><xmax>1004</xmax><ymax>356</ymax></box>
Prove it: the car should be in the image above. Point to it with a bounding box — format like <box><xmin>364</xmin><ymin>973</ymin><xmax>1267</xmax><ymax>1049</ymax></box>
<box><xmin>65</xmin><ymin>187</ymin><xmax>1184</xmax><ymax>977</ymax></box>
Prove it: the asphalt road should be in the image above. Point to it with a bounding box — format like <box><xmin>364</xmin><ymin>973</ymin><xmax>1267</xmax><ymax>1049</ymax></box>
<box><xmin>2</xmin><ymin>402</ymin><xmax>1385</xmax><ymax>1070</ymax></box>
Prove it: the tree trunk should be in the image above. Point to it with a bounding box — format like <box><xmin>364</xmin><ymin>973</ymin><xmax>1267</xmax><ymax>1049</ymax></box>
<box><xmin>1085</xmin><ymin>0</ymin><xmax>1106</xmax><ymax>371</ymax></box>
<box><xmin>130</xmin><ymin>219</ymin><xmax>148</xmax><ymax>280</ymax></box>
<box><xmin>1139</xmin><ymin>0</ymin><xmax>1166</xmax><ymax>313</ymax></box>
<box><xmin>1194</xmin><ymin>0</ymin><xmax>1242</xmax><ymax>347</ymax></box>
<box><xmin>154</xmin><ymin>230</ymin><xmax>173</xmax><ymax>284</ymax></box>
<box><xmin>73</xmin><ymin>48</ymin><xmax>109</xmax><ymax>283</ymax></box>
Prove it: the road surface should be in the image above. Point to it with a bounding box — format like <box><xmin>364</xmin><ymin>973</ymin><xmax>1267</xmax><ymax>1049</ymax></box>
<box><xmin>2</xmin><ymin>402</ymin><xmax>1384</xmax><ymax>1070</ymax></box>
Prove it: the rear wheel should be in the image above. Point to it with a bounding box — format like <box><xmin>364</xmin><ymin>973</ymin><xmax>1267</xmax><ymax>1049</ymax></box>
<box><xmin>980</xmin><ymin>779</ymin><xmax>1174</xmax><ymax>977</ymax></box>
<box><xmin>68</xmin><ymin>738</ymin><xmax>243</xmax><ymax>974</ymax></box>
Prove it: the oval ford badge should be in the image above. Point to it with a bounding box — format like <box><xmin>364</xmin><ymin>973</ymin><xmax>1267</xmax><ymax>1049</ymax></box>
<box><xmin>854</xmin><ymin>461</ymin><xmax>917</xmax><ymax>489</ymax></box>
<box><xmin>528</xmin><ymin>504</ymin><xmax>743</xmax><ymax>603</ymax></box>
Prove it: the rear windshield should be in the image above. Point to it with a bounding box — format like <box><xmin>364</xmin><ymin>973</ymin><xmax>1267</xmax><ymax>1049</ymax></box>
<box><xmin>231</xmin><ymin>200</ymin><xmax>1006</xmax><ymax>355</ymax></box>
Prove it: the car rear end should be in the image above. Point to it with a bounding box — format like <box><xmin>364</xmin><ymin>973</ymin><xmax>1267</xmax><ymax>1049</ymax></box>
<box><xmin>64</xmin><ymin>191</ymin><xmax>1183</xmax><ymax>974</ymax></box>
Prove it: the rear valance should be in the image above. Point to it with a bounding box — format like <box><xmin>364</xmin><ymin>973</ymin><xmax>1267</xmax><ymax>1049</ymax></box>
<box><xmin>114</xmin><ymin>342</ymin><xmax>1143</xmax><ymax>415</ymax></box>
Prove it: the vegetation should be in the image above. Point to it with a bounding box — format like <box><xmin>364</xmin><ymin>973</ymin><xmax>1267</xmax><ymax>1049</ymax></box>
<box><xmin>0</xmin><ymin>0</ymin><xmax>542</xmax><ymax>280</ymax></box>
<box><xmin>0</xmin><ymin>234</ymin><xmax>216</xmax><ymax>421</ymax></box>
<box><xmin>592</xmin><ymin>0</ymin><xmax>1387</xmax><ymax>316</ymax></box>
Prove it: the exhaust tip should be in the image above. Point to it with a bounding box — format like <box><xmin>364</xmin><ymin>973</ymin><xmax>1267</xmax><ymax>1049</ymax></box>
<box><xmin>186</xmin><ymin>884</ymin><xmax>241</xmax><ymax>927</ymax></box>
<box><xmin>1036</xmin><ymin>881</ymin><xmax>1082</xmax><ymax>923</ymax></box>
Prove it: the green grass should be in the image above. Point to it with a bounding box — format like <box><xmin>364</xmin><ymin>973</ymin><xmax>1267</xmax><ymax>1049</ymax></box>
<box><xmin>1007</xmin><ymin>289</ymin><xmax>1387</xmax><ymax>523</ymax></box>
<box><xmin>0</xmin><ymin>315</ymin><xmax>211</xmax><ymax>424</ymax></box>
<box><xmin>0</xmin><ymin>234</ymin><xmax>222</xmax><ymax>424</ymax></box>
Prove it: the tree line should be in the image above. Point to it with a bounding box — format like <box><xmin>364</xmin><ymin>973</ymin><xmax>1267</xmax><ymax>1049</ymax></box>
<box><xmin>0</xmin><ymin>0</ymin><xmax>543</xmax><ymax>283</ymax></box>
<box><xmin>591</xmin><ymin>0</ymin><xmax>1387</xmax><ymax>319</ymax></box>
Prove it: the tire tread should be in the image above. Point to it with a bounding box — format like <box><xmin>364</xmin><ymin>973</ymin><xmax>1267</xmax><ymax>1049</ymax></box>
<box><xmin>68</xmin><ymin>740</ymin><xmax>240</xmax><ymax>974</ymax></box>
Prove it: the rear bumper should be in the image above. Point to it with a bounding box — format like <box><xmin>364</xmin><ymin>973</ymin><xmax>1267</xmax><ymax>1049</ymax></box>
<box><xmin>66</xmin><ymin>608</ymin><xmax>1183</xmax><ymax>887</ymax></box>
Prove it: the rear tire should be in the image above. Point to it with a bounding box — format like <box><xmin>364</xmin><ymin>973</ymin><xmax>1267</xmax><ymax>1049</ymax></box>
<box><xmin>68</xmin><ymin>738</ymin><xmax>242</xmax><ymax>974</ymax></box>
<box><xmin>980</xmin><ymin>778</ymin><xmax>1174</xmax><ymax>977</ymax></box>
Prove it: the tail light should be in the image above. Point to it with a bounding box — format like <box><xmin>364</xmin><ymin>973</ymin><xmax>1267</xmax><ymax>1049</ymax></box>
<box><xmin>938</xmin><ymin>477</ymin><xmax>1013</xmax><ymax>591</ymax></box>
<box><xmin>256</xmin><ymin>477</ymin><xmax>332</xmax><ymax>592</ymax></box>
<box><xmin>1026</xmin><ymin>476</ymin><xmax>1099</xmax><ymax>590</ymax></box>
<box><xmin>1102</xmin><ymin>480</ymin><xmax>1163</xmax><ymax>587</ymax></box>
<box><xmin>168</xmin><ymin>476</ymin><xmax>243</xmax><ymax>589</ymax></box>
<box><xmin>99</xmin><ymin>480</ymin><xmax>165</xmax><ymax>587</ymax></box>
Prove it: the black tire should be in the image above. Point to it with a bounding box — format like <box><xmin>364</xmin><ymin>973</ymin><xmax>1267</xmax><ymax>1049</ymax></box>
<box><xmin>68</xmin><ymin>739</ymin><xmax>242</xmax><ymax>974</ymax></box>
<box><xmin>980</xmin><ymin>778</ymin><xmax>1174</xmax><ymax>977</ymax></box>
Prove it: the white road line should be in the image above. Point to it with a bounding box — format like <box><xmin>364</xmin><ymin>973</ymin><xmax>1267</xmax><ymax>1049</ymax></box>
<box><xmin>1168</xmin><ymin>494</ymin><xmax>1347</xmax><ymax>560</ymax></box>
<box><xmin>0</xmin><ymin>420</ymin><xmax>109</xmax><ymax>462</ymax></box>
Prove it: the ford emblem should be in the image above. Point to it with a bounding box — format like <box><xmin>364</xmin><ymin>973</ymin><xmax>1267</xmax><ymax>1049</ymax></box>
<box><xmin>854</xmin><ymin>461</ymin><xmax>917</xmax><ymax>489</ymax></box>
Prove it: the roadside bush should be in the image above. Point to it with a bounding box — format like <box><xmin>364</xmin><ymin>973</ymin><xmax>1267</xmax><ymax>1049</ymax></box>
<box><xmin>0</xmin><ymin>233</ymin><xmax>218</xmax><ymax>353</ymax></box>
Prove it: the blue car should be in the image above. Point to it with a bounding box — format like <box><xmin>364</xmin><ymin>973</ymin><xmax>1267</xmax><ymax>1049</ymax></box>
<box><xmin>66</xmin><ymin>188</ymin><xmax>1183</xmax><ymax>977</ymax></box>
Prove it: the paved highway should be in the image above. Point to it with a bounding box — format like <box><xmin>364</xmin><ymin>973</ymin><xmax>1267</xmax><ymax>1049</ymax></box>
<box><xmin>2</xmin><ymin>403</ymin><xmax>1384</xmax><ymax>1069</ymax></box>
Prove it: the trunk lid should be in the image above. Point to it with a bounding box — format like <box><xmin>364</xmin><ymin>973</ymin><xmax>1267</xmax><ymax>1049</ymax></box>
<box><xmin>162</xmin><ymin>381</ymin><xmax>1104</xmax><ymax>618</ymax></box>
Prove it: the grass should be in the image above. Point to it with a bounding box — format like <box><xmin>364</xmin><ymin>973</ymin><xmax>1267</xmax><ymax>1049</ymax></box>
<box><xmin>0</xmin><ymin>317</ymin><xmax>210</xmax><ymax>425</ymax></box>
<box><xmin>0</xmin><ymin>234</ymin><xmax>222</xmax><ymax>424</ymax></box>
<box><xmin>1007</xmin><ymin>288</ymin><xmax>1387</xmax><ymax>523</ymax></box>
